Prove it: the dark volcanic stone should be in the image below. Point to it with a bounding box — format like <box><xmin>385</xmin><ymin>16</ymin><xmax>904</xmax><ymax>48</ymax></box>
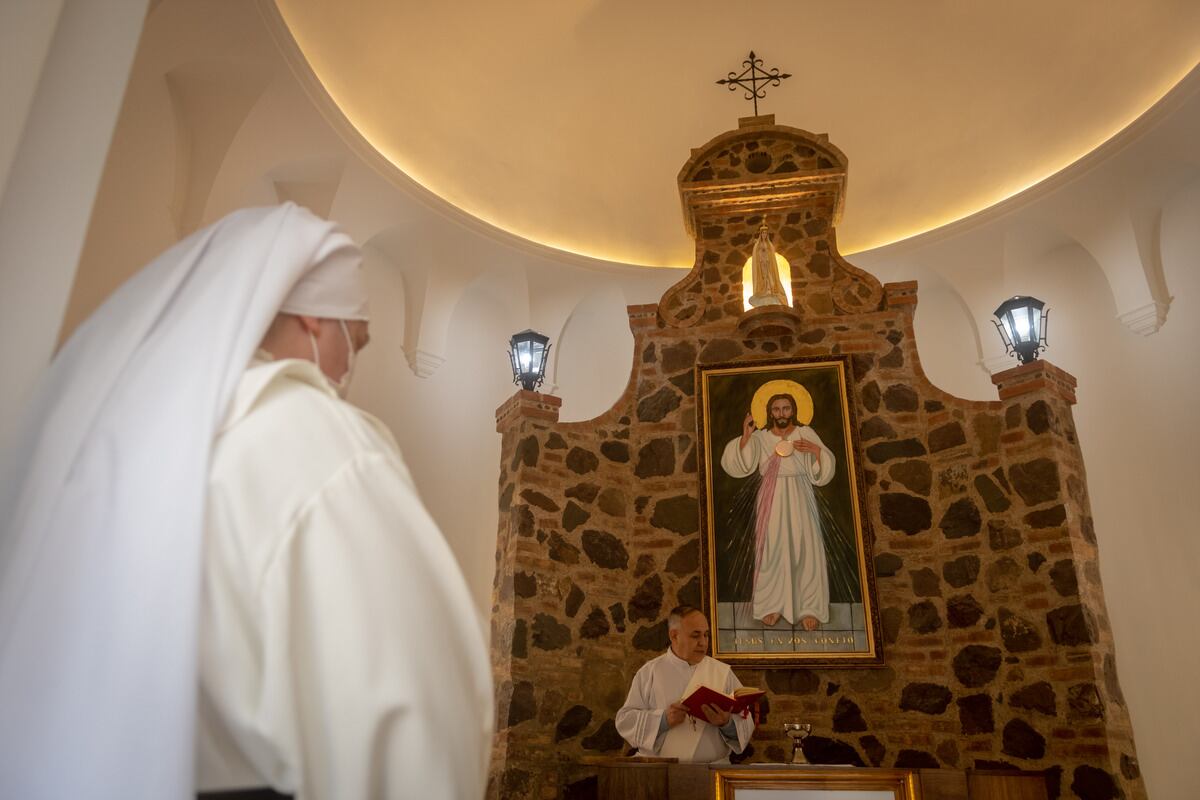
<box><xmin>666</xmin><ymin>538</ymin><xmax>700</xmax><ymax>576</ymax></box>
<box><xmin>867</xmin><ymin>438</ymin><xmax>927</xmax><ymax>464</ymax></box>
<box><xmin>1027</xmin><ymin>552</ymin><xmax>1047</xmax><ymax>572</ymax></box>
<box><xmin>660</xmin><ymin>342</ymin><xmax>697</xmax><ymax>373</ymax></box>
<box><xmin>998</xmin><ymin>608</ymin><xmax>1042</xmax><ymax>652</ymax></box>
<box><xmin>874</xmin><ymin>552</ymin><xmax>902</xmax><ymax>578</ymax></box>
<box><xmin>861</xmin><ymin>381</ymin><xmax>881</xmax><ymax>412</ymax></box>
<box><xmin>947</xmin><ymin>594</ymin><xmax>985</xmax><ymax>628</ymax></box>
<box><xmin>513</xmin><ymin>571</ymin><xmax>537</xmax><ymax>598</ymax></box>
<box><xmin>632</xmin><ymin>620</ymin><xmax>669</xmax><ymax>651</ymax></box>
<box><xmin>1067</xmin><ymin>683</ymin><xmax>1103</xmax><ymax>719</ymax></box>
<box><xmin>953</xmin><ymin>645</ymin><xmax>1002</xmax><ymax>687</ymax></box>
<box><xmin>907</xmin><ymin>604</ymin><xmax>945</xmax><ymax>633</ymax></box>
<box><xmin>501</xmin><ymin>767</ymin><xmax>532</xmax><ymax>796</ymax></box>
<box><xmin>520</xmin><ymin>489</ymin><xmax>558</xmax><ymax>512</ymax></box>
<box><xmin>699</xmin><ymin>338</ymin><xmax>741</xmax><ymax>362</ymax></box>
<box><xmin>944</xmin><ymin>555</ymin><xmax>980</xmax><ymax>588</ymax></box>
<box><xmin>580</xmin><ymin>607</ymin><xmax>610</xmax><ymax>639</ymax></box>
<box><xmin>546</xmin><ymin>433</ymin><xmax>568</xmax><ymax>450</ymax></box>
<box><xmin>637</xmin><ymin>386</ymin><xmax>681</xmax><ymax>423</ymax></box>
<box><xmin>547</xmin><ymin>531</ymin><xmax>581</xmax><ymax>564</ymax></box>
<box><xmin>988</xmin><ymin>519</ymin><xmax>1022</xmax><ymax>550</ymax></box>
<box><xmin>1001</xmin><ymin>718</ymin><xmax>1045</xmax><ymax>760</ymax></box>
<box><xmin>1026</xmin><ymin>399</ymin><xmax>1055</xmax><ymax>434</ymax></box>
<box><xmin>566</xmin><ymin>482</ymin><xmax>600</xmax><ymax>503</ymax></box>
<box><xmin>928</xmin><ymin>422</ymin><xmax>967</xmax><ymax>452</ymax></box>
<box><xmin>1010</xmin><ymin>681</ymin><xmax>1056</xmax><ymax>716</ymax></box>
<box><xmin>628</xmin><ymin>575</ymin><xmax>664</xmax><ymax>623</ymax></box>
<box><xmin>766</xmin><ymin>669</ymin><xmax>820</xmax><ymax>696</ymax></box>
<box><xmin>879</xmin><ymin>346</ymin><xmax>904</xmax><ymax>368</ymax></box>
<box><xmin>1121</xmin><ymin>754</ymin><xmax>1140</xmax><ymax>780</ymax></box>
<box><xmin>802</xmin><ymin>736</ymin><xmax>865</xmax><ymax>766</ymax></box>
<box><xmin>889</xmin><ymin>460</ymin><xmax>932</xmax><ymax>495</ymax></box>
<box><xmin>881</xmin><ymin>607</ymin><xmax>903</xmax><ymax>643</ymax></box>
<box><xmin>581</xmin><ymin>718</ymin><xmax>624</xmax><ymax>752</ymax></box>
<box><xmin>499</xmin><ymin>482</ymin><xmax>514</xmax><ymax>511</ymax></box>
<box><xmin>532</xmin><ymin>613</ymin><xmax>571</xmax><ymax>650</ymax></box>
<box><xmin>936</xmin><ymin>740</ymin><xmax>959</xmax><ymax>767</ymax></box>
<box><xmin>514</xmin><ymin>505</ymin><xmax>534</xmax><ymax>537</ymax></box>
<box><xmin>651</xmin><ymin>494</ymin><xmax>699</xmax><ymax>534</ymax></box>
<box><xmin>608</xmin><ymin>602</ymin><xmax>626</xmax><ymax>632</ymax></box>
<box><xmin>676</xmin><ymin>575</ymin><xmax>701</xmax><ymax>607</ymax></box>
<box><xmin>882</xmin><ymin>384</ymin><xmax>919</xmax><ymax>412</ymax></box>
<box><xmin>939</xmin><ymin>498</ymin><xmax>981</xmax><ymax>538</ymax></box>
<box><xmin>987</xmin><ymin>557</ymin><xmax>1022</xmax><ymax>592</ymax></box>
<box><xmin>861</xmin><ymin>416</ymin><xmax>896</xmax><ymax>441</ymax></box>
<box><xmin>1025</xmin><ymin>504</ymin><xmax>1066</xmax><ymax>528</ymax></box>
<box><xmin>599</xmin><ymin>440</ymin><xmax>630</xmax><ymax>463</ymax></box>
<box><xmin>507</xmin><ymin>680</ymin><xmax>536</xmax><ymax>726</ymax></box>
<box><xmin>1049</xmin><ymin>559</ymin><xmax>1078</xmax><ymax>597</ymax></box>
<box><xmin>860</xmin><ymin>735</ymin><xmax>886</xmax><ymax>767</ymax></box>
<box><xmin>597</xmin><ymin>487</ymin><xmax>626</xmax><ymax>517</ymax></box>
<box><xmin>1009</xmin><ymin>458</ymin><xmax>1061</xmax><ymax>506</ymax></box>
<box><xmin>833</xmin><ymin>697</ymin><xmax>867</xmax><ymax>732</ymax></box>
<box><xmin>566</xmin><ymin>447</ymin><xmax>599</xmax><ymax>474</ymax></box>
<box><xmin>1071</xmin><ymin>765</ymin><xmax>1120</xmax><ymax>800</ymax></box>
<box><xmin>564</xmin><ymin>583</ymin><xmax>585</xmax><ymax>618</ymax></box>
<box><xmin>668</xmin><ymin>371</ymin><xmax>695</xmax><ymax>396</ymax></box>
<box><xmin>512</xmin><ymin>435</ymin><xmax>539</xmax><ymax>469</ymax></box>
<box><xmin>1047</xmin><ymin>604</ymin><xmax>1093</xmax><ymax>646</ymax></box>
<box><xmin>900</xmin><ymin>682</ymin><xmax>952</xmax><ymax>714</ymax></box>
<box><xmin>895</xmin><ymin>750</ymin><xmax>940</xmax><ymax>768</ymax></box>
<box><xmin>635</xmin><ymin>438</ymin><xmax>675</xmax><ymax>478</ymax></box>
<box><xmin>555</xmin><ymin>704</ymin><xmax>593</xmax><ymax>742</ymax></box>
<box><xmin>910</xmin><ymin>567</ymin><xmax>941</xmax><ymax>597</ymax></box>
<box><xmin>957</xmin><ymin>693</ymin><xmax>993</xmax><ymax>734</ymax></box>
<box><xmin>511</xmin><ymin>618</ymin><xmax>527</xmax><ymax>658</ymax></box>
<box><xmin>801</xmin><ymin>328</ymin><xmax>827</xmax><ymax>345</ymax></box>
<box><xmin>562</xmin><ymin>501</ymin><xmax>590</xmax><ymax>532</ymax></box>
<box><xmin>879</xmin><ymin>492</ymin><xmax>932</xmax><ymax>535</ymax></box>
<box><xmin>581</xmin><ymin>529</ymin><xmax>629</xmax><ymax>569</ymax></box>
<box><xmin>974</xmin><ymin>474</ymin><xmax>1012</xmax><ymax>512</ymax></box>
<box><xmin>642</xmin><ymin>342</ymin><xmax>657</xmax><ymax>363</ymax></box>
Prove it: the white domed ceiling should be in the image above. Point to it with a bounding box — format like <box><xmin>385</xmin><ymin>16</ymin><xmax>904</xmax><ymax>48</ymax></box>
<box><xmin>276</xmin><ymin>0</ymin><xmax>1200</xmax><ymax>266</ymax></box>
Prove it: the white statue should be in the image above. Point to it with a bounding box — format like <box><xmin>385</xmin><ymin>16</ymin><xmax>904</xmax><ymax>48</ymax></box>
<box><xmin>747</xmin><ymin>224</ymin><xmax>788</xmax><ymax>308</ymax></box>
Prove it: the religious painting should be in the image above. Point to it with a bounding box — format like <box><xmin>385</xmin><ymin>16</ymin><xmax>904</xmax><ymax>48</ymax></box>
<box><xmin>696</xmin><ymin>356</ymin><xmax>882</xmax><ymax>667</ymax></box>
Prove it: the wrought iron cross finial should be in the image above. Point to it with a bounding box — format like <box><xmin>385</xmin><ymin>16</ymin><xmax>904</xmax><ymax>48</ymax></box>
<box><xmin>716</xmin><ymin>51</ymin><xmax>791</xmax><ymax>116</ymax></box>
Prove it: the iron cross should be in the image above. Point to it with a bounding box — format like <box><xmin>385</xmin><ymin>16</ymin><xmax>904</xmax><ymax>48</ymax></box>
<box><xmin>716</xmin><ymin>51</ymin><xmax>791</xmax><ymax>116</ymax></box>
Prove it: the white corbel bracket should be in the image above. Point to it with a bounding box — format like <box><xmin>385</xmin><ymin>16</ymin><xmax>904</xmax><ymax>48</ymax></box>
<box><xmin>404</xmin><ymin>348</ymin><xmax>445</xmax><ymax>378</ymax></box>
<box><xmin>1116</xmin><ymin>299</ymin><xmax>1170</xmax><ymax>336</ymax></box>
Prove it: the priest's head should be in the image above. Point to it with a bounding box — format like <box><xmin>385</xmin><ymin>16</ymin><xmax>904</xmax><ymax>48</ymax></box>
<box><xmin>668</xmin><ymin>605</ymin><xmax>710</xmax><ymax>665</ymax></box>
<box><xmin>259</xmin><ymin>240</ymin><xmax>371</xmax><ymax>397</ymax></box>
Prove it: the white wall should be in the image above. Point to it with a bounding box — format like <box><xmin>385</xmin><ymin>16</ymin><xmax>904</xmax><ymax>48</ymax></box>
<box><xmin>9</xmin><ymin>0</ymin><xmax>1197</xmax><ymax>794</ymax></box>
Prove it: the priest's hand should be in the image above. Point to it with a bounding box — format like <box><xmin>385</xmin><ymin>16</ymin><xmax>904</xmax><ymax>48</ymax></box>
<box><xmin>740</xmin><ymin>413</ymin><xmax>755</xmax><ymax>447</ymax></box>
<box><xmin>701</xmin><ymin>703</ymin><xmax>731</xmax><ymax>727</ymax></box>
<box><xmin>666</xmin><ymin>703</ymin><xmax>689</xmax><ymax>727</ymax></box>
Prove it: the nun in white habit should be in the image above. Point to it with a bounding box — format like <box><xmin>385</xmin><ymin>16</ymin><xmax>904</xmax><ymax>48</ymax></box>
<box><xmin>0</xmin><ymin>204</ymin><xmax>492</xmax><ymax>800</ymax></box>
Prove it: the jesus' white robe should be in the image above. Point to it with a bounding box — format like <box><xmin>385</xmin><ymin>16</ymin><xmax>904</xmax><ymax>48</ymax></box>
<box><xmin>197</xmin><ymin>357</ymin><xmax>492</xmax><ymax>800</ymax></box>
<box><xmin>720</xmin><ymin>426</ymin><xmax>836</xmax><ymax>625</ymax></box>
<box><xmin>615</xmin><ymin>650</ymin><xmax>754</xmax><ymax>763</ymax></box>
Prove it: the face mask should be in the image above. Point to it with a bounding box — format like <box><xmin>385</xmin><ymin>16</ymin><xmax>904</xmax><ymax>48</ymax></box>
<box><xmin>307</xmin><ymin>320</ymin><xmax>357</xmax><ymax>399</ymax></box>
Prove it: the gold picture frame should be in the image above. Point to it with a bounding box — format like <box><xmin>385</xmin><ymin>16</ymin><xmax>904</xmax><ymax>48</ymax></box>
<box><xmin>696</xmin><ymin>356</ymin><xmax>882</xmax><ymax>667</ymax></box>
<box><xmin>713</xmin><ymin>767</ymin><xmax>920</xmax><ymax>799</ymax></box>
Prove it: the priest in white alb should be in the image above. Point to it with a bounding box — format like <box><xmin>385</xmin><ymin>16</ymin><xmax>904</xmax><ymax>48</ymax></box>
<box><xmin>615</xmin><ymin>606</ymin><xmax>754</xmax><ymax>763</ymax></box>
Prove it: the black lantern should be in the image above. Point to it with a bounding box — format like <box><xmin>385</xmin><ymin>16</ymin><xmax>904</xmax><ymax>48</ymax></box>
<box><xmin>992</xmin><ymin>296</ymin><xmax>1049</xmax><ymax>365</ymax></box>
<box><xmin>508</xmin><ymin>329</ymin><xmax>551</xmax><ymax>391</ymax></box>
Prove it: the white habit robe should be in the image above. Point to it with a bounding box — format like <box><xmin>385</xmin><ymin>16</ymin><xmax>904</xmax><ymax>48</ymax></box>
<box><xmin>720</xmin><ymin>426</ymin><xmax>836</xmax><ymax>625</ymax></box>
<box><xmin>615</xmin><ymin>650</ymin><xmax>754</xmax><ymax>763</ymax></box>
<box><xmin>197</xmin><ymin>357</ymin><xmax>492</xmax><ymax>799</ymax></box>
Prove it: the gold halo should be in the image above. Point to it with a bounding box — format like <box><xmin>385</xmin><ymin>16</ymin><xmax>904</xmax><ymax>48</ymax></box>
<box><xmin>751</xmin><ymin>380</ymin><xmax>814</xmax><ymax>429</ymax></box>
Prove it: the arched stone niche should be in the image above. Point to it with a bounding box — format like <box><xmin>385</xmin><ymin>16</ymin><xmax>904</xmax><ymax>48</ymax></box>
<box><xmin>489</xmin><ymin>116</ymin><xmax>1143</xmax><ymax>800</ymax></box>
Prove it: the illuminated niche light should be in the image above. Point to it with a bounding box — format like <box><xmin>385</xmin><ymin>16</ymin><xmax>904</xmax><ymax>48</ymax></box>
<box><xmin>741</xmin><ymin>253</ymin><xmax>794</xmax><ymax>311</ymax></box>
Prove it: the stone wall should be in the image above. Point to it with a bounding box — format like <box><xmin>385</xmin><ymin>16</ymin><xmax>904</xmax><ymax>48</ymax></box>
<box><xmin>487</xmin><ymin>118</ymin><xmax>1143</xmax><ymax>800</ymax></box>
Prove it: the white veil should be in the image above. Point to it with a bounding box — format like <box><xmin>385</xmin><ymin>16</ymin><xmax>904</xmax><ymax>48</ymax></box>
<box><xmin>0</xmin><ymin>203</ymin><xmax>360</xmax><ymax>799</ymax></box>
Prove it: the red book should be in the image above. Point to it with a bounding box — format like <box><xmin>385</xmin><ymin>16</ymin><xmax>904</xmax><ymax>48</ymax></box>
<box><xmin>679</xmin><ymin>685</ymin><xmax>765</xmax><ymax>720</ymax></box>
